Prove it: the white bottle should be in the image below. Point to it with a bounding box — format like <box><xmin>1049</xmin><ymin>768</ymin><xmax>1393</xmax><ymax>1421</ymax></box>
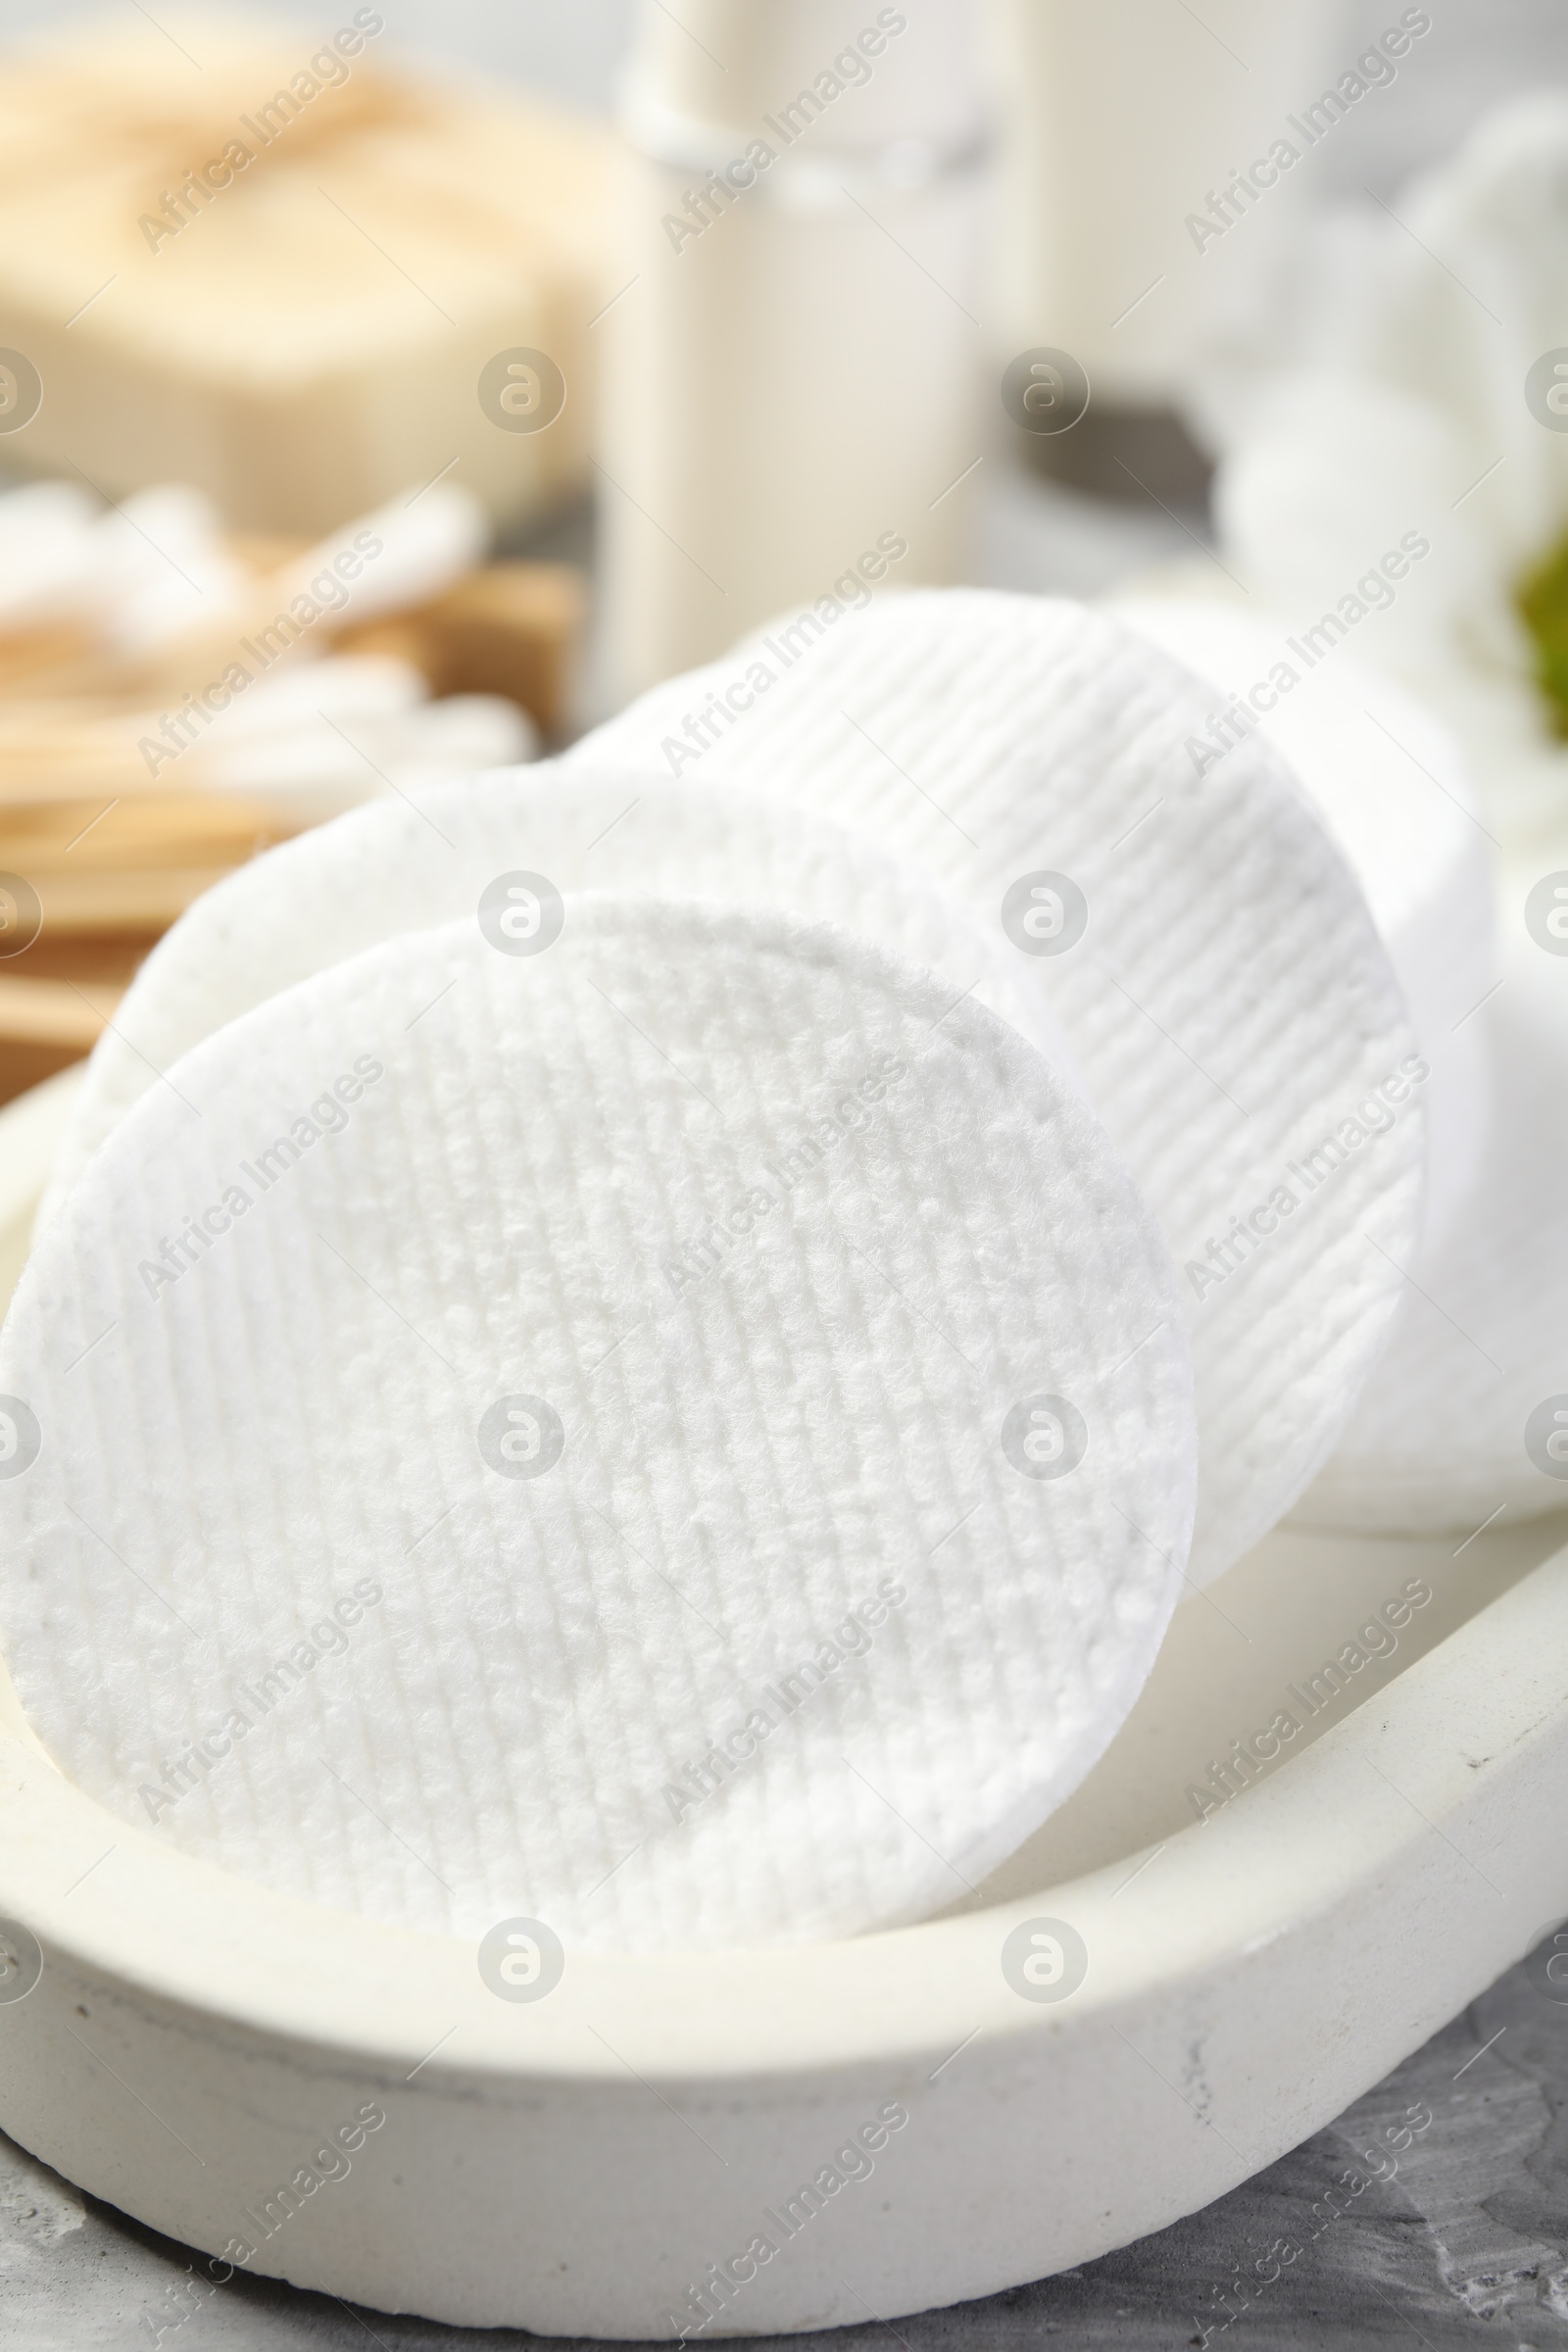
<box><xmin>601</xmin><ymin>0</ymin><xmax>988</xmax><ymax>699</ymax></box>
<box><xmin>989</xmin><ymin>0</ymin><xmax>1344</xmax><ymax>490</ymax></box>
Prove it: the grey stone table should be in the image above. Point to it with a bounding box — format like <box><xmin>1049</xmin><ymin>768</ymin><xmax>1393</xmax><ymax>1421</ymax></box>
<box><xmin>3</xmin><ymin>1930</ymin><xmax>1566</xmax><ymax>2348</ymax></box>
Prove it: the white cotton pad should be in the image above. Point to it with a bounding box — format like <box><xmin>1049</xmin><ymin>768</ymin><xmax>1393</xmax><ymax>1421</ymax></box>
<box><xmin>0</xmin><ymin>899</ymin><xmax>1196</xmax><ymax>1950</ymax></box>
<box><xmin>1298</xmin><ymin>861</ymin><xmax>1568</xmax><ymax>1535</ymax></box>
<box><xmin>37</xmin><ymin>768</ymin><xmax>1073</xmax><ymax>1229</ymax></box>
<box><xmin>1111</xmin><ymin>596</ymin><xmax>1496</xmax><ymax>1246</ymax></box>
<box><xmin>570</xmin><ymin>591</ymin><xmax>1426</xmax><ymax>1580</ymax></box>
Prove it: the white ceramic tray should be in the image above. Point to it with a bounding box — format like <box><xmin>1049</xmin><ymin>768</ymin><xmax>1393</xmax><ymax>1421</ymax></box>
<box><xmin>1</xmin><ymin>1067</ymin><xmax>1565</xmax><ymax>2340</ymax></box>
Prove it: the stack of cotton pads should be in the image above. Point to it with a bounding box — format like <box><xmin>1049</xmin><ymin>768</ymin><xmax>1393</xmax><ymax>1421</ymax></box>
<box><xmin>1110</xmin><ymin>598</ymin><xmax>1494</xmax><ymax>1250</ymax></box>
<box><xmin>577</xmin><ymin>592</ymin><xmax>1427</xmax><ymax>1577</ymax></box>
<box><xmin>0</xmin><ymin>588</ymin><xmax>1470</xmax><ymax>1955</ymax></box>
<box><xmin>1104</xmin><ymin>597</ymin><xmax>1568</xmax><ymax>1537</ymax></box>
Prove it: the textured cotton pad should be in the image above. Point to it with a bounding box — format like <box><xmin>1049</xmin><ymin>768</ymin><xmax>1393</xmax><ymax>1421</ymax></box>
<box><xmin>1112</xmin><ymin>596</ymin><xmax>1495</xmax><ymax>1246</ymax></box>
<box><xmin>38</xmin><ymin>768</ymin><xmax>1068</xmax><ymax>1229</ymax></box>
<box><xmin>0</xmin><ymin>899</ymin><xmax>1196</xmax><ymax>1950</ymax></box>
<box><xmin>1298</xmin><ymin>862</ymin><xmax>1568</xmax><ymax>1534</ymax></box>
<box><xmin>572</xmin><ymin>591</ymin><xmax>1425</xmax><ymax>1579</ymax></box>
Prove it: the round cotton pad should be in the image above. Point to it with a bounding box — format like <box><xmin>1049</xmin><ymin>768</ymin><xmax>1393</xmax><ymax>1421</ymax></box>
<box><xmin>0</xmin><ymin>898</ymin><xmax>1196</xmax><ymax>1950</ymax></box>
<box><xmin>1112</xmin><ymin>594</ymin><xmax>1495</xmax><ymax>1246</ymax></box>
<box><xmin>1298</xmin><ymin>860</ymin><xmax>1568</xmax><ymax>1535</ymax></box>
<box><xmin>37</xmin><ymin>769</ymin><xmax>1070</xmax><ymax>1231</ymax></box>
<box><xmin>572</xmin><ymin>591</ymin><xmax>1426</xmax><ymax>1580</ymax></box>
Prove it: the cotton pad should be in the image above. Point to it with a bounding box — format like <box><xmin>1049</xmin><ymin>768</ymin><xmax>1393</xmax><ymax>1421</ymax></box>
<box><xmin>38</xmin><ymin>768</ymin><xmax>1072</xmax><ymax>1229</ymax></box>
<box><xmin>571</xmin><ymin>590</ymin><xmax>1425</xmax><ymax>1579</ymax></box>
<box><xmin>1298</xmin><ymin>861</ymin><xmax>1568</xmax><ymax>1535</ymax></box>
<box><xmin>1111</xmin><ymin>595</ymin><xmax>1495</xmax><ymax>1246</ymax></box>
<box><xmin>0</xmin><ymin>899</ymin><xmax>1196</xmax><ymax>1950</ymax></box>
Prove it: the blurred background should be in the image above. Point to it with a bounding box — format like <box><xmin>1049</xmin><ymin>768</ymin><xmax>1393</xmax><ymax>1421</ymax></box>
<box><xmin>0</xmin><ymin>0</ymin><xmax>1564</xmax><ymax>1103</ymax></box>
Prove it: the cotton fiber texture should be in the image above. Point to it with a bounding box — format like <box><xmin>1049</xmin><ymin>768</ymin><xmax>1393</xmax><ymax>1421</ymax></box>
<box><xmin>573</xmin><ymin>590</ymin><xmax>1426</xmax><ymax>1581</ymax></box>
<box><xmin>1114</xmin><ymin>595</ymin><xmax>1494</xmax><ymax>1247</ymax></box>
<box><xmin>0</xmin><ymin>898</ymin><xmax>1197</xmax><ymax>1949</ymax></box>
<box><xmin>38</xmin><ymin>769</ymin><xmax>1071</xmax><ymax>1230</ymax></box>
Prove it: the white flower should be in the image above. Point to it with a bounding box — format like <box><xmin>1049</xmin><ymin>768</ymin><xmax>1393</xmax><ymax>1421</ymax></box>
<box><xmin>1211</xmin><ymin>91</ymin><xmax>1568</xmax><ymax>851</ymax></box>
